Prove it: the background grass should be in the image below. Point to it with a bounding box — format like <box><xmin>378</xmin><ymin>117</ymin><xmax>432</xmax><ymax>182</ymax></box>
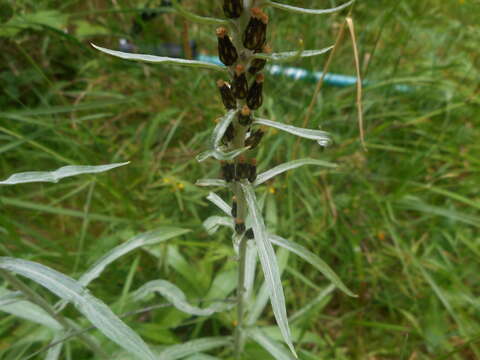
<box><xmin>1</xmin><ymin>0</ymin><xmax>479</xmax><ymax>359</ymax></box>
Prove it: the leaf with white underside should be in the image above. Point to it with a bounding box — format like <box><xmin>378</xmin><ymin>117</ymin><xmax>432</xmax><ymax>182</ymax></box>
<box><xmin>0</xmin><ymin>258</ymin><xmax>156</xmax><ymax>360</ymax></box>
<box><xmin>79</xmin><ymin>228</ymin><xmax>190</xmax><ymax>287</ymax></box>
<box><xmin>46</xmin><ymin>332</ymin><xmax>64</xmax><ymax>360</ymax></box>
<box><xmin>254</xmin><ymin>158</ymin><xmax>337</xmax><ymax>186</ymax></box>
<box><xmin>0</xmin><ymin>288</ymin><xmax>62</xmax><ymax>330</ymax></box>
<box><xmin>211</xmin><ymin>110</ymin><xmax>236</xmax><ymax>150</ymax></box>
<box><xmin>206</xmin><ymin>192</ymin><xmax>231</xmax><ymax>215</ymax></box>
<box><xmin>253</xmin><ymin>118</ymin><xmax>331</xmax><ymax>146</ymax></box>
<box><xmin>91</xmin><ymin>44</ymin><xmax>226</xmax><ymax>72</ymax></box>
<box><xmin>132</xmin><ymin>280</ymin><xmax>230</xmax><ymax>316</ymax></box>
<box><xmin>0</xmin><ymin>162</ymin><xmax>129</xmax><ymax>185</ymax></box>
<box><xmin>240</xmin><ymin>182</ymin><xmax>297</xmax><ymax>358</ymax></box>
<box><xmin>157</xmin><ymin>337</ymin><xmax>232</xmax><ymax>360</ymax></box>
<box><xmin>267</xmin><ymin>0</ymin><xmax>355</xmax><ymax>15</ymax></box>
<box><xmin>248</xmin><ymin>328</ymin><xmax>295</xmax><ymax>360</ymax></box>
<box><xmin>196</xmin><ymin>179</ymin><xmax>227</xmax><ymax>187</ymax></box>
<box><xmin>196</xmin><ymin>147</ymin><xmax>249</xmax><ymax>162</ymax></box>
<box><xmin>203</xmin><ymin>216</ymin><xmax>233</xmax><ymax>235</ymax></box>
<box><xmin>269</xmin><ymin>235</ymin><xmax>356</xmax><ymax>297</ymax></box>
<box><xmin>253</xmin><ymin>46</ymin><xmax>333</xmax><ymax>63</ymax></box>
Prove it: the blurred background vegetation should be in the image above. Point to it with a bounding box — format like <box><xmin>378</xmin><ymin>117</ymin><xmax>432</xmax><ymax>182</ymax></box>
<box><xmin>1</xmin><ymin>0</ymin><xmax>479</xmax><ymax>359</ymax></box>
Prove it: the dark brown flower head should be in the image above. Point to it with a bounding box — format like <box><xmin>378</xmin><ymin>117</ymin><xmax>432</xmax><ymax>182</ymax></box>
<box><xmin>221</xmin><ymin>161</ymin><xmax>235</xmax><ymax>182</ymax></box>
<box><xmin>247</xmin><ymin>158</ymin><xmax>257</xmax><ymax>183</ymax></box>
<box><xmin>245</xmin><ymin>129</ymin><xmax>264</xmax><ymax>149</ymax></box>
<box><xmin>217</xmin><ymin>79</ymin><xmax>236</xmax><ymax>110</ymax></box>
<box><xmin>249</xmin><ymin>45</ymin><xmax>271</xmax><ymax>74</ymax></box>
<box><xmin>232</xmin><ymin>64</ymin><xmax>248</xmax><ymax>99</ymax></box>
<box><xmin>223</xmin><ymin>0</ymin><xmax>243</xmax><ymax>19</ymax></box>
<box><xmin>247</xmin><ymin>73</ymin><xmax>264</xmax><ymax>110</ymax></box>
<box><xmin>243</xmin><ymin>8</ymin><xmax>268</xmax><ymax>51</ymax></box>
<box><xmin>216</xmin><ymin>27</ymin><xmax>238</xmax><ymax>66</ymax></box>
<box><xmin>238</xmin><ymin>105</ymin><xmax>252</xmax><ymax>126</ymax></box>
<box><xmin>231</xmin><ymin>196</ymin><xmax>237</xmax><ymax>218</ymax></box>
<box><xmin>235</xmin><ymin>218</ymin><xmax>246</xmax><ymax>234</ymax></box>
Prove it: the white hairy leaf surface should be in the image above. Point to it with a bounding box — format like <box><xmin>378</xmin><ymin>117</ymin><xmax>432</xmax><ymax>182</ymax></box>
<box><xmin>254</xmin><ymin>46</ymin><xmax>333</xmax><ymax>62</ymax></box>
<box><xmin>196</xmin><ymin>147</ymin><xmax>249</xmax><ymax>162</ymax></box>
<box><xmin>248</xmin><ymin>328</ymin><xmax>296</xmax><ymax>360</ymax></box>
<box><xmin>92</xmin><ymin>44</ymin><xmax>226</xmax><ymax>72</ymax></box>
<box><xmin>254</xmin><ymin>158</ymin><xmax>337</xmax><ymax>186</ymax></box>
<box><xmin>0</xmin><ymin>162</ymin><xmax>129</xmax><ymax>185</ymax></box>
<box><xmin>79</xmin><ymin>228</ymin><xmax>190</xmax><ymax>287</ymax></box>
<box><xmin>0</xmin><ymin>288</ymin><xmax>62</xmax><ymax>330</ymax></box>
<box><xmin>206</xmin><ymin>192</ymin><xmax>231</xmax><ymax>215</ymax></box>
<box><xmin>0</xmin><ymin>258</ymin><xmax>156</xmax><ymax>360</ymax></box>
<box><xmin>157</xmin><ymin>337</ymin><xmax>232</xmax><ymax>360</ymax></box>
<box><xmin>267</xmin><ymin>0</ymin><xmax>355</xmax><ymax>15</ymax></box>
<box><xmin>240</xmin><ymin>183</ymin><xmax>297</xmax><ymax>358</ymax></box>
<box><xmin>269</xmin><ymin>235</ymin><xmax>356</xmax><ymax>297</ymax></box>
<box><xmin>132</xmin><ymin>280</ymin><xmax>230</xmax><ymax>316</ymax></box>
<box><xmin>253</xmin><ymin>118</ymin><xmax>331</xmax><ymax>146</ymax></box>
<box><xmin>203</xmin><ymin>216</ymin><xmax>233</xmax><ymax>235</ymax></box>
<box><xmin>195</xmin><ymin>179</ymin><xmax>227</xmax><ymax>187</ymax></box>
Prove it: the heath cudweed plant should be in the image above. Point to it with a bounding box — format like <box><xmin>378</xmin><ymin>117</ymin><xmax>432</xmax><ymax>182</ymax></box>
<box><xmin>0</xmin><ymin>1</ymin><xmax>356</xmax><ymax>359</ymax></box>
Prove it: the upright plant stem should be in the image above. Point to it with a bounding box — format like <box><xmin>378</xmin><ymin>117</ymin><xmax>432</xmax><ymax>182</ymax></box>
<box><xmin>234</xmin><ymin>234</ymin><xmax>248</xmax><ymax>359</ymax></box>
<box><xmin>0</xmin><ymin>269</ymin><xmax>108</xmax><ymax>359</ymax></box>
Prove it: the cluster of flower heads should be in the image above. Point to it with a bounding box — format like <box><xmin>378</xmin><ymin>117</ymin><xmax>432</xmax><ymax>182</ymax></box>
<box><xmin>216</xmin><ymin>1</ymin><xmax>272</xmax><ymax>235</ymax></box>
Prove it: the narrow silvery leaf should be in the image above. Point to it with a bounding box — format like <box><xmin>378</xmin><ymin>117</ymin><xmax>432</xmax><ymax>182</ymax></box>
<box><xmin>253</xmin><ymin>118</ymin><xmax>331</xmax><ymax>146</ymax></box>
<box><xmin>79</xmin><ymin>228</ymin><xmax>190</xmax><ymax>286</ymax></box>
<box><xmin>0</xmin><ymin>289</ymin><xmax>62</xmax><ymax>330</ymax></box>
<box><xmin>0</xmin><ymin>258</ymin><xmax>156</xmax><ymax>360</ymax></box>
<box><xmin>206</xmin><ymin>192</ymin><xmax>231</xmax><ymax>215</ymax></box>
<box><xmin>0</xmin><ymin>162</ymin><xmax>129</xmax><ymax>185</ymax></box>
<box><xmin>132</xmin><ymin>280</ymin><xmax>230</xmax><ymax>316</ymax></box>
<box><xmin>196</xmin><ymin>147</ymin><xmax>248</xmax><ymax>162</ymax></box>
<box><xmin>247</xmin><ymin>249</ymin><xmax>289</xmax><ymax>326</ymax></box>
<box><xmin>269</xmin><ymin>235</ymin><xmax>356</xmax><ymax>297</ymax></box>
<box><xmin>195</xmin><ymin>179</ymin><xmax>227</xmax><ymax>188</ymax></box>
<box><xmin>253</xmin><ymin>46</ymin><xmax>333</xmax><ymax>63</ymax></box>
<box><xmin>203</xmin><ymin>216</ymin><xmax>233</xmax><ymax>235</ymax></box>
<box><xmin>289</xmin><ymin>284</ymin><xmax>335</xmax><ymax>323</ymax></box>
<box><xmin>157</xmin><ymin>337</ymin><xmax>232</xmax><ymax>360</ymax></box>
<box><xmin>211</xmin><ymin>110</ymin><xmax>236</xmax><ymax>150</ymax></box>
<box><xmin>267</xmin><ymin>0</ymin><xmax>355</xmax><ymax>15</ymax></box>
<box><xmin>45</xmin><ymin>333</ymin><xmax>64</xmax><ymax>360</ymax></box>
<box><xmin>184</xmin><ymin>354</ymin><xmax>220</xmax><ymax>360</ymax></box>
<box><xmin>244</xmin><ymin>240</ymin><xmax>258</xmax><ymax>302</ymax></box>
<box><xmin>240</xmin><ymin>183</ymin><xmax>297</xmax><ymax>358</ymax></box>
<box><xmin>248</xmin><ymin>328</ymin><xmax>295</xmax><ymax>360</ymax></box>
<box><xmin>92</xmin><ymin>44</ymin><xmax>226</xmax><ymax>72</ymax></box>
<box><xmin>254</xmin><ymin>158</ymin><xmax>337</xmax><ymax>186</ymax></box>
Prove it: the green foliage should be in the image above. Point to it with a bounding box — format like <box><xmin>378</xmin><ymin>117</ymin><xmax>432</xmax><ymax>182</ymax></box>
<box><xmin>1</xmin><ymin>0</ymin><xmax>479</xmax><ymax>359</ymax></box>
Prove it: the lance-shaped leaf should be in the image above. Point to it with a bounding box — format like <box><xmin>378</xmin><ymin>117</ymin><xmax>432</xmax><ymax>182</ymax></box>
<box><xmin>240</xmin><ymin>183</ymin><xmax>297</xmax><ymax>358</ymax></box>
<box><xmin>248</xmin><ymin>328</ymin><xmax>296</xmax><ymax>360</ymax></box>
<box><xmin>253</xmin><ymin>46</ymin><xmax>333</xmax><ymax>63</ymax></box>
<box><xmin>0</xmin><ymin>257</ymin><xmax>156</xmax><ymax>360</ymax></box>
<box><xmin>203</xmin><ymin>216</ymin><xmax>233</xmax><ymax>235</ymax></box>
<box><xmin>0</xmin><ymin>288</ymin><xmax>62</xmax><ymax>330</ymax></box>
<box><xmin>253</xmin><ymin>118</ymin><xmax>331</xmax><ymax>146</ymax></box>
<box><xmin>267</xmin><ymin>0</ymin><xmax>355</xmax><ymax>15</ymax></box>
<box><xmin>157</xmin><ymin>337</ymin><xmax>232</xmax><ymax>360</ymax></box>
<box><xmin>206</xmin><ymin>192</ymin><xmax>231</xmax><ymax>215</ymax></box>
<box><xmin>269</xmin><ymin>235</ymin><xmax>356</xmax><ymax>297</ymax></box>
<box><xmin>254</xmin><ymin>158</ymin><xmax>337</xmax><ymax>186</ymax></box>
<box><xmin>0</xmin><ymin>162</ymin><xmax>129</xmax><ymax>185</ymax></box>
<box><xmin>132</xmin><ymin>280</ymin><xmax>230</xmax><ymax>316</ymax></box>
<box><xmin>79</xmin><ymin>228</ymin><xmax>190</xmax><ymax>287</ymax></box>
<box><xmin>196</xmin><ymin>147</ymin><xmax>249</xmax><ymax>162</ymax></box>
<box><xmin>244</xmin><ymin>240</ymin><xmax>258</xmax><ymax>303</ymax></box>
<box><xmin>196</xmin><ymin>178</ymin><xmax>227</xmax><ymax>188</ymax></box>
<box><xmin>171</xmin><ymin>0</ymin><xmax>227</xmax><ymax>26</ymax></box>
<box><xmin>91</xmin><ymin>44</ymin><xmax>226</xmax><ymax>72</ymax></box>
<box><xmin>211</xmin><ymin>110</ymin><xmax>236</xmax><ymax>150</ymax></box>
